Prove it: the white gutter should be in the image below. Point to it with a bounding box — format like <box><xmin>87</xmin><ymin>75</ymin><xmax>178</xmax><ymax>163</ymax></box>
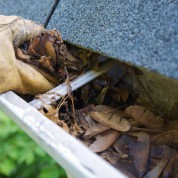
<box><xmin>0</xmin><ymin>59</ymin><xmax>127</xmax><ymax>178</ymax></box>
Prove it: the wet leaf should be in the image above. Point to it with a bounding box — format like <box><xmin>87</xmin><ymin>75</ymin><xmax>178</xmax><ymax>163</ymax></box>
<box><xmin>151</xmin><ymin>130</ymin><xmax>178</xmax><ymax>145</ymax></box>
<box><xmin>125</xmin><ymin>105</ymin><xmax>164</xmax><ymax>129</ymax></box>
<box><xmin>89</xmin><ymin>111</ymin><xmax>130</xmax><ymax>131</ymax></box>
<box><xmin>89</xmin><ymin>130</ymin><xmax>119</xmax><ymax>153</ymax></box>
<box><xmin>131</xmin><ymin>132</ymin><xmax>150</xmax><ymax>177</ymax></box>
<box><xmin>143</xmin><ymin>158</ymin><xmax>168</xmax><ymax>178</ymax></box>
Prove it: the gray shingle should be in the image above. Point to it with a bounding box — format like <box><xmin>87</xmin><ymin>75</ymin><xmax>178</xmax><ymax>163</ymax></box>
<box><xmin>0</xmin><ymin>0</ymin><xmax>55</xmax><ymax>24</ymax></box>
<box><xmin>48</xmin><ymin>0</ymin><xmax>178</xmax><ymax>79</ymax></box>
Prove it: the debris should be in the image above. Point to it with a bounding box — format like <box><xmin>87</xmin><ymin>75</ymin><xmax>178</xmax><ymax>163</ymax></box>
<box><xmin>27</xmin><ymin>40</ymin><xmax>177</xmax><ymax>177</ymax></box>
<box><xmin>125</xmin><ymin>105</ymin><xmax>164</xmax><ymax>129</ymax></box>
<box><xmin>89</xmin><ymin>130</ymin><xmax>120</xmax><ymax>153</ymax></box>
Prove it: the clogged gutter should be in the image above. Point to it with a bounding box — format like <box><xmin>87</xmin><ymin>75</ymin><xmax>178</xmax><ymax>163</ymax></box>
<box><xmin>16</xmin><ymin>29</ymin><xmax>178</xmax><ymax>178</ymax></box>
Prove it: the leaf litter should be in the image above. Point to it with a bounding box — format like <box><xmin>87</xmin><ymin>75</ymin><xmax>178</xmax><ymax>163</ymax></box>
<box><xmin>18</xmin><ymin>28</ymin><xmax>178</xmax><ymax>178</ymax></box>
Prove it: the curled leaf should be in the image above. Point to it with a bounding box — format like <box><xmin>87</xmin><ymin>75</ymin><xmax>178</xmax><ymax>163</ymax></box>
<box><xmin>125</xmin><ymin>105</ymin><xmax>164</xmax><ymax>129</ymax></box>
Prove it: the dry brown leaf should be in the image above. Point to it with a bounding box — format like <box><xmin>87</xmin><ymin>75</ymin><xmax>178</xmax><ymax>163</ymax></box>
<box><xmin>15</xmin><ymin>48</ymin><xmax>31</xmax><ymax>62</ymax></box>
<box><xmin>162</xmin><ymin>154</ymin><xmax>178</xmax><ymax>178</ymax></box>
<box><xmin>39</xmin><ymin>104</ymin><xmax>70</xmax><ymax>133</ymax></box>
<box><xmin>151</xmin><ymin>130</ymin><xmax>178</xmax><ymax>145</ymax></box>
<box><xmin>143</xmin><ymin>158</ymin><xmax>168</xmax><ymax>178</ymax></box>
<box><xmin>89</xmin><ymin>111</ymin><xmax>130</xmax><ymax>131</ymax></box>
<box><xmin>125</xmin><ymin>105</ymin><xmax>164</xmax><ymax>129</ymax></box>
<box><xmin>84</xmin><ymin>123</ymin><xmax>110</xmax><ymax>138</ymax></box>
<box><xmin>89</xmin><ymin>130</ymin><xmax>119</xmax><ymax>153</ymax></box>
<box><xmin>95</xmin><ymin>105</ymin><xmax>128</xmax><ymax>118</ymax></box>
<box><xmin>131</xmin><ymin>132</ymin><xmax>150</xmax><ymax>177</ymax></box>
<box><xmin>39</xmin><ymin>104</ymin><xmax>57</xmax><ymax>116</ymax></box>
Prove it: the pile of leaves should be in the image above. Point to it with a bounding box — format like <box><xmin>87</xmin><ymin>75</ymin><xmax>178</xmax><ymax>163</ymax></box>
<box><xmin>23</xmin><ymin>29</ymin><xmax>177</xmax><ymax>178</ymax></box>
<box><xmin>39</xmin><ymin>72</ymin><xmax>178</xmax><ymax>178</ymax></box>
<box><xmin>15</xmin><ymin>29</ymin><xmax>97</xmax><ymax>84</ymax></box>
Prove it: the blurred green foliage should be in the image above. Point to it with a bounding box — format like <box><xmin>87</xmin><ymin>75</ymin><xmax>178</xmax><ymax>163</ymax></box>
<box><xmin>0</xmin><ymin>109</ymin><xmax>67</xmax><ymax>178</ymax></box>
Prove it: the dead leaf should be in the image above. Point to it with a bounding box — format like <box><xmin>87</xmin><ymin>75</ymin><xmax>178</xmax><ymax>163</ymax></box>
<box><xmin>162</xmin><ymin>154</ymin><xmax>178</xmax><ymax>178</ymax></box>
<box><xmin>89</xmin><ymin>130</ymin><xmax>119</xmax><ymax>153</ymax></box>
<box><xmin>39</xmin><ymin>104</ymin><xmax>70</xmax><ymax>133</ymax></box>
<box><xmin>151</xmin><ymin>130</ymin><xmax>178</xmax><ymax>145</ymax></box>
<box><xmin>95</xmin><ymin>105</ymin><xmax>128</xmax><ymax>118</ymax></box>
<box><xmin>84</xmin><ymin>123</ymin><xmax>110</xmax><ymax>138</ymax></box>
<box><xmin>89</xmin><ymin>111</ymin><xmax>130</xmax><ymax>131</ymax></box>
<box><xmin>39</xmin><ymin>104</ymin><xmax>57</xmax><ymax>117</ymax></box>
<box><xmin>131</xmin><ymin>132</ymin><xmax>150</xmax><ymax>177</ymax></box>
<box><xmin>15</xmin><ymin>48</ymin><xmax>30</xmax><ymax>62</ymax></box>
<box><xmin>125</xmin><ymin>105</ymin><xmax>164</xmax><ymax>129</ymax></box>
<box><xmin>143</xmin><ymin>158</ymin><xmax>168</xmax><ymax>178</ymax></box>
